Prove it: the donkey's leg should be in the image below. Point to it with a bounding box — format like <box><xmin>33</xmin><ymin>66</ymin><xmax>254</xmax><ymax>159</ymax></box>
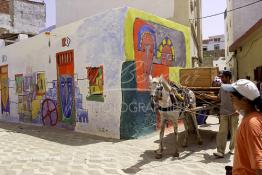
<box><xmin>191</xmin><ymin>112</ymin><xmax>203</xmax><ymax>145</ymax></box>
<box><xmin>155</xmin><ymin>116</ymin><xmax>166</xmax><ymax>159</ymax></box>
<box><xmin>182</xmin><ymin>113</ymin><xmax>189</xmax><ymax>147</ymax></box>
<box><xmin>172</xmin><ymin>112</ymin><xmax>179</xmax><ymax>157</ymax></box>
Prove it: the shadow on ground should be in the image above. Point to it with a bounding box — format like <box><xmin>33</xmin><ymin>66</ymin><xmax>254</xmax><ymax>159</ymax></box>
<box><xmin>0</xmin><ymin>121</ymin><xmax>121</xmax><ymax>146</ymax></box>
<box><xmin>122</xmin><ymin>129</ymin><xmax>232</xmax><ymax>174</ymax></box>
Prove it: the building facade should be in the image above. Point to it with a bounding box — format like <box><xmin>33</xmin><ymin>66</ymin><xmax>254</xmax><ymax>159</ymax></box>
<box><xmin>202</xmin><ymin>35</ymin><xmax>225</xmax><ymax>68</ymax></box>
<box><xmin>229</xmin><ymin>18</ymin><xmax>262</xmax><ymax>81</ymax></box>
<box><xmin>0</xmin><ymin>0</ymin><xmax>46</xmax><ymax>46</ymax></box>
<box><xmin>55</xmin><ymin>0</ymin><xmax>203</xmax><ymax>66</ymax></box>
<box><xmin>0</xmin><ymin>7</ymin><xmax>191</xmax><ymax>139</ymax></box>
<box><xmin>224</xmin><ymin>0</ymin><xmax>262</xmax><ymax>79</ymax></box>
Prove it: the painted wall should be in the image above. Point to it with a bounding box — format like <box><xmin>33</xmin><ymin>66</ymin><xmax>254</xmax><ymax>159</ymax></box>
<box><xmin>235</xmin><ymin>27</ymin><xmax>262</xmax><ymax>80</ymax></box>
<box><xmin>56</xmin><ymin>0</ymin><xmax>174</xmax><ymax>27</ymax></box>
<box><xmin>225</xmin><ymin>0</ymin><xmax>262</xmax><ymax>75</ymax></box>
<box><xmin>0</xmin><ymin>7</ymin><xmax>190</xmax><ymax>139</ymax></box>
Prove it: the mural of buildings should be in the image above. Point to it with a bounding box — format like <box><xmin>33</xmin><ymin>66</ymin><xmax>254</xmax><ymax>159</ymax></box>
<box><xmin>0</xmin><ymin>7</ymin><xmax>190</xmax><ymax>139</ymax></box>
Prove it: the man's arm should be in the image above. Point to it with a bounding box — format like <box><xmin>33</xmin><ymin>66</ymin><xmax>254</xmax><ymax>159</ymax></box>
<box><xmin>198</xmin><ymin>93</ymin><xmax>220</xmax><ymax>102</ymax></box>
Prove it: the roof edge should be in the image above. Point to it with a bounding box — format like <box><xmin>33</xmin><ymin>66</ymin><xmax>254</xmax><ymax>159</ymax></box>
<box><xmin>229</xmin><ymin>18</ymin><xmax>262</xmax><ymax>52</ymax></box>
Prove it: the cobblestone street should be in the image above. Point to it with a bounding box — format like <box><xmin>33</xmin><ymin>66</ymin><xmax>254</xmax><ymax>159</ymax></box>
<box><xmin>0</xmin><ymin>117</ymin><xmax>233</xmax><ymax>175</ymax></box>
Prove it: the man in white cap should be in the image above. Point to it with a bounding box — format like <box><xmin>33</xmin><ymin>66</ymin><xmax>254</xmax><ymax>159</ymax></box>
<box><xmin>222</xmin><ymin>79</ymin><xmax>262</xmax><ymax>175</ymax></box>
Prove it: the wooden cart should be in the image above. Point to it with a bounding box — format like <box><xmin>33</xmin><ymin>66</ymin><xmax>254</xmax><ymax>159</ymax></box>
<box><xmin>179</xmin><ymin>67</ymin><xmax>221</xmax><ymax>125</ymax></box>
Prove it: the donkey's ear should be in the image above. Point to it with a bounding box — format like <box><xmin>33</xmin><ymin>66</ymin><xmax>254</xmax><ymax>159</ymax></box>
<box><xmin>149</xmin><ymin>75</ymin><xmax>153</xmax><ymax>82</ymax></box>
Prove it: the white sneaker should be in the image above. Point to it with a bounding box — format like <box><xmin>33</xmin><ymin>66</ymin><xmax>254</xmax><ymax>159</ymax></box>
<box><xmin>213</xmin><ymin>152</ymin><xmax>224</xmax><ymax>158</ymax></box>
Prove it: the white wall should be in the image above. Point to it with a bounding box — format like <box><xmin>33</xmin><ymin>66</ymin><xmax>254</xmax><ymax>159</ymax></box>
<box><xmin>225</xmin><ymin>0</ymin><xmax>262</xmax><ymax>78</ymax></box>
<box><xmin>0</xmin><ymin>8</ymin><xmax>127</xmax><ymax>139</ymax></box>
<box><xmin>213</xmin><ymin>57</ymin><xmax>227</xmax><ymax>71</ymax></box>
<box><xmin>203</xmin><ymin>35</ymin><xmax>225</xmax><ymax>51</ymax></box>
<box><xmin>56</xmin><ymin>0</ymin><xmax>174</xmax><ymax>27</ymax></box>
<box><xmin>12</xmin><ymin>0</ymin><xmax>46</xmax><ymax>33</ymax></box>
<box><xmin>232</xmin><ymin>0</ymin><xmax>262</xmax><ymax>42</ymax></box>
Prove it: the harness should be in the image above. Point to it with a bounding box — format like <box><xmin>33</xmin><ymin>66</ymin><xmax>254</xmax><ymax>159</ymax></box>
<box><xmin>158</xmin><ymin>106</ymin><xmax>178</xmax><ymax>111</ymax></box>
<box><xmin>158</xmin><ymin>94</ymin><xmax>181</xmax><ymax>112</ymax></box>
<box><xmin>151</xmin><ymin>81</ymin><xmax>189</xmax><ymax>113</ymax></box>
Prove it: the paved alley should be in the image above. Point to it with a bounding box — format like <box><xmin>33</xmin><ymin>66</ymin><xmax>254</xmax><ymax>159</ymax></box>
<box><xmin>0</xmin><ymin>117</ymin><xmax>233</xmax><ymax>175</ymax></box>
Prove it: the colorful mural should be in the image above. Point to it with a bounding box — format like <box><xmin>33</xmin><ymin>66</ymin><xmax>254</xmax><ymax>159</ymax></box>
<box><xmin>121</xmin><ymin>8</ymin><xmax>190</xmax><ymax>139</ymax></box>
<box><xmin>75</xmin><ymin>87</ymin><xmax>88</xmax><ymax>123</ymax></box>
<box><xmin>0</xmin><ymin>65</ymin><xmax>10</xmax><ymax>114</ymax></box>
<box><xmin>56</xmin><ymin>50</ymin><xmax>75</xmax><ymax>126</ymax></box>
<box><xmin>157</xmin><ymin>37</ymin><xmax>175</xmax><ymax>66</ymax></box>
<box><xmin>86</xmin><ymin>66</ymin><xmax>104</xmax><ymax>102</ymax></box>
<box><xmin>15</xmin><ymin>74</ymin><xmax>23</xmax><ymax>94</ymax></box>
<box><xmin>42</xmin><ymin>98</ymin><xmax>58</xmax><ymax>126</ymax></box>
<box><xmin>134</xmin><ymin>19</ymin><xmax>156</xmax><ymax>91</ymax></box>
<box><xmin>36</xmin><ymin>72</ymin><xmax>46</xmax><ymax>95</ymax></box>
<box><xmin>0</xmin><ymin>7</ymin><xmax>190</xmax><ymax>139</ymax></box>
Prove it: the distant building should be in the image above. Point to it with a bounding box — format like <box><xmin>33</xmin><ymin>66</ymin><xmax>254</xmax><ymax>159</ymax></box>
<box><xmin>0</xmin><ymin>0</ymin><xmax>46</xmax><ymax>46</ymax></box>
<box><xmin>202</xmin><ymin>35</ymin><xmax>225</xmax><ymax>68</ymax></box>
<box><xmin>225</xmin><ymin>0</ymin><xmax>262</xmax><ymax>79</ymax></box>
<box><xmin>213</xmin><ymin>57</ymin><xmax>227</xmax><ymax>71</ymax></box>
<box><xmin>56</xmin><ymin>0</ymin><xmax>203</xmax><ymax>66</ymax></box>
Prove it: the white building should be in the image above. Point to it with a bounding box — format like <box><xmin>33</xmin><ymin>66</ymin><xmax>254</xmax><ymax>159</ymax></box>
<box><xmin>0</xmin><ymin>0</ymin><xmax>46</xmax><ymax>45</ymax></box>
<box><xmin>213</xmin><ymin>57</ymin><xmax>227</xmax><ymax>71</ymax></box>
<box><xmin>0</xmin><ymin>7</ymin><xmax>191</xmax><ymax>139</ymax></box>
<box><xmin>203</xmin><ymin>35</ymin><xmax>225</xmax><ymax>51</ymax></box>
<box><xmin>225</xmin><ymin>0</ymin><xmax>262</xmax><ymax>78</ymax></box>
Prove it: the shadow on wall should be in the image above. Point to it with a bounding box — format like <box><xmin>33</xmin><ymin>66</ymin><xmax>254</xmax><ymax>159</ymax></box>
<box><xmin>0</xmin><ymin>121</ymin><xmax>122</xmax><ymax>146</ymax></box>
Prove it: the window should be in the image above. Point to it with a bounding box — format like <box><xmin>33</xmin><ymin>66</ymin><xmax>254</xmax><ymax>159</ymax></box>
<box><xmin>203</xmin><ymin>47</ymin><xmax>207</xmax><ymax>51</ymax></box>
<box><xmin>214</xmin><ymin>44</ymin><xmax>220</xmax><ymax>50</ymax></box>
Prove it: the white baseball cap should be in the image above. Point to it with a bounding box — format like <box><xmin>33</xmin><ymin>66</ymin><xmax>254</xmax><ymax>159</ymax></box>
<box><xmin>222</xmin><ymin>79</ymin><xmax>260</xmax><ymax>101</ymax></box>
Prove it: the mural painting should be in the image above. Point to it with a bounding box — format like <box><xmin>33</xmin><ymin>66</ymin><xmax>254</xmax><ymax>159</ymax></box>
<box><xmin>133</xmin><ymin>18</ymin><xmax>156</xmax><ymax>91</ymax></box>
<box><xmin>56</xmin><ymin>50</ymin><xmax>75</xmax><ymax>126</ymax></box>
<box><xmin>0</xmin><ymin>65</ymin><xmax>10</xmax><ymax>114</ymax></box>
<box><xmin>41</xmin><ymin>80</ymin><xmax>58</xmax><ymax>126</ymax></box>
<box><xmin>15</xmin><ymin>74</ymin><xmax>23</xmax><ymax>94</ymax></box>
<box><xmin>20</xmin><ymin>73</ymin><xmax>35</xmax><ymax>122</ymax></box>
<box><xmin>86</xmin><ymin>66</ymin><xmax>104</xmax><ymax>102</ymax></box>
<box><xmin>32</xmin><ymin>72</ymin><xmax>46</xmax><ymax>122</ymax></box>
<box><xmin>42</xmin><ymin>98</ymin><xmax>58</xmax><ymax>126</ymax></box>
<box><xmin>36</xmin><ymin>72</ymin><xmax>46</xmax><ymax>95</ymax></box>
<box><xmin>157</xmin><ymin>37</ymin><xmax>175</xmax><ymax>66</ymax></box>
<box><xmin>75</xmin><ymin>86</ymin><xmax>88</xmax><ymax>123</ymax></box>
<box><xmin>121</xmin><ymin>8</ymin><xmax>190</xmax><ymax>139</ymax></box>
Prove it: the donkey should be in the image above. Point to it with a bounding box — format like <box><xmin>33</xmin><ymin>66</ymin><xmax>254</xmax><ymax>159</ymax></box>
<box><xmin>149</xmin><ymin>75</ymin><xmax>202</xmax><ymax>159</ymax></box>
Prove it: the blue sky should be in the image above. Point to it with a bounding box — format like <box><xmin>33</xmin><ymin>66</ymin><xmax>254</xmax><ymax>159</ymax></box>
<box><xmin>202</xmin><ymin>0</ymin><xmax>227</xmax><ymax>39</ymax></box>
<box><xmin>44</xmin><ymin>0</ymin><xmax>226</xmax><ymax>39</ymax></box>
<box><xmin>44</xmin><ymin>0</ymin><xmax>56</xmax><ymax>27</ymax></box>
